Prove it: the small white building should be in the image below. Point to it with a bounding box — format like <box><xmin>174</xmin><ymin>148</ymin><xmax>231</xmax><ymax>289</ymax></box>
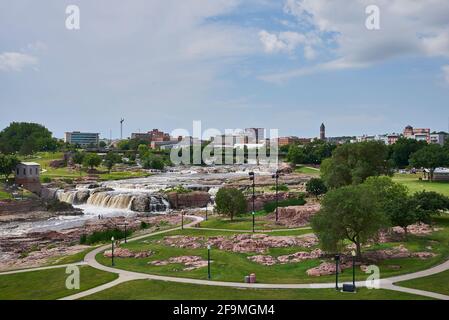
<box><xmin>423</xmin><ymin>167</ymin><xmax>449</xmax><ymax>181</ymax></box>
<box><xmin>15</xmin><ymin>162</ymin><xmax>41</xmax><ymax>192</ymax></box>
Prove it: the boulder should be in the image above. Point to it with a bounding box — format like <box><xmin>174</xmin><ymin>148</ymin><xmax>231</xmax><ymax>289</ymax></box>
<box><xmin>73</xmin><ymin>190</ymin><xmax>90</xmax><ymax>204</ymax></box>
<box><xmin>131</xmin><ymin>195</ymin><xmax>150</xmax><ymax>212</ymax></box>
<box><xmin>167</xmin><ymin>191</ymin><xmax>210</xmax><ymax>208</ymax></box>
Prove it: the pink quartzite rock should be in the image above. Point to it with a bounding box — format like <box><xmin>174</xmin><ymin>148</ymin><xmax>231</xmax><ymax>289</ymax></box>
<box><xmin>103</xmin><ymin>248</ymin><xmax>153</xmax><ymax>258</ymax></box>
<box><xmin>149</xmin><ymin>256</ymin><xmax>209</xmax><ymax>271</ymax></box>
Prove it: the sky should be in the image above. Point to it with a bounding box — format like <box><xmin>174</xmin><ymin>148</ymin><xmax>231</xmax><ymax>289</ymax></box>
<box><xmin>1</xmin><ymin>0</ymin><xmax>449</xmax><ymax>140</ymax></box>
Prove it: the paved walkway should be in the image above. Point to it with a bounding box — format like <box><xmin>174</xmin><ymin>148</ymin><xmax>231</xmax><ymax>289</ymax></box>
<box><xmin>2</xmin><ymin>215</ymin><xmax>448</xmax><ymax>300</ymax></box>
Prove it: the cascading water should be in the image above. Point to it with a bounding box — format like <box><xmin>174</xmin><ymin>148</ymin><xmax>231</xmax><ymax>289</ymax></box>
<box><xmin>86</xmin><ymin>192</ymin><xmax>135</xmax><ymax>210</ymax></box>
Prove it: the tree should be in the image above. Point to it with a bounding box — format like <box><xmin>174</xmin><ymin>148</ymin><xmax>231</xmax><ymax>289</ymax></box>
<box><xmin>305</xmin><ymin>178</ymin><xmax>327</xmax><ymax>198</ymax></box>
<box><xmin>364</xmin><ymin>176</ymin><xmax>416</xmax><ymax>237</ymax></box>
<box><xmin>287</xmin><ymin>145</ymin><xmax>306</xmax><ymax>164</ymax></box>
<box><xmin>409</xmin><ymin>191</ymin><xmax>449</xmax><ymax>224</ymax></box>
<box><xmin>99</xmin><ymin>141</ymin><xmax>107</xmax><ymax>148</ymax></box>
<box><xmin>321</xmin><ymin>141</ymin><xmax>393</xmax><ymax>189</ymax></box>
<box><xmin>388</xmin><ymin>138</ymin><xmax>427</xmax><ymax>168</ymax></box>
<box><xmin>0</xmin><ymin>154</ymin><xmax>19</xmax><ymax>180</ymax></box>
<box><xmin>215</xmin><ymin>188</ymin><xmax>247</xmax><ymax>221</ymax></box>
<box><xmin>104</xmin><ymin>152</ymin><xmax>121</xmax><ymax>173</ymax></box>
<box><xmin>311</xmin><ymin>183</ymin><xmax>388</xmax><ymax>260</ymax></box>
<box><xmin>0</xmin><ymin>122</ymin><xmax>57</xmax><ymax>154</ymax></box>
<box><xmin>138</xmin><ymin>144</ymin><xmax>149</xmax><ymax>158</ymax></box>
<box><xmin>82</xmin><ymin>153</ymin><xmax>102</xmax><ymax>170</ymax></box>
<box><xmin>72</xmin><ymin>151</ymin><xmax>85</xmax><ymax>176</ymax></box>
<box><xmin>409</xmin><ymin>144</ymin><xmax>449</xmax><ymax>181</ymax></box>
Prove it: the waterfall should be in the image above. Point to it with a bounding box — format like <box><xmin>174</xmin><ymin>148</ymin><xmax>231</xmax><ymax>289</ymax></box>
<box><xmin>56</xmin><ymin>190</ymin><xmax>76</xmax><ymax>204</ymax></box>
<box><xmin>86</xmin><ymin>192</ymin><xmax>135</xmax><ymax>210</ymax></box>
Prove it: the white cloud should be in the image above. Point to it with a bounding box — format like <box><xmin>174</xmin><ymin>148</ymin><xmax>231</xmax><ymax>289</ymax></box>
<box><xmin>0</xmin><ymin>52</ymin><xmax>38</xmax><ymax>72</ymax></box>
<box><xmin>261</xmin><ymin>0</ymin><xmax>449</xmax><ymax>82</ymax></box>
<box><xmin>259</xmin><ymin>29</ymin><xmax>319</xmax><ymax>59</ymax></box>
<box><xmin>442</xmin><ymin>65</ymin><xmax>449</xmax><ymax>85</ymax></box>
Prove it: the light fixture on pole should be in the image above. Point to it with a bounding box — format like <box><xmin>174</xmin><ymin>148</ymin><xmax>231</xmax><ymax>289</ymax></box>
<box><xmin>271</xmin><ymin>170</ymin><xmax>280</xmax><ymax>222</ymax></box>
<box><xmin>124</xmin><ymin>221</ymin><xmax>128</xmax><ymax>244</ymax></box>
<box><xmin>249</xmin><ymin>172</ymin><xmax>255</xmax><ymax>233</ymax></box>
<box><xmin>334</xmin><ymin>254</ymin><xmax>340</xmax><ymax>291</ymax></box>
<box><xmin>111</xmin><ymin>236</ymin><xmax>115</xmax><ymax>266</ymax></box>
<box><xmin>207</xmin><ymin>244</ymin><xmax>211</xmax><ymax>279</ymax></box>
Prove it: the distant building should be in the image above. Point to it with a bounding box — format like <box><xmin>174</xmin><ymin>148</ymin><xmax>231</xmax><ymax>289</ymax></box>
<box><xmin>403</xmin><ymin>125</ymin><xmax>430</xmax><ymax>143</ymax></box>
<box><xmin>131</xmin><ymin>129</ymin><xmax>171</xmax><ymax>143</ymax></box>
<box><xmin>244</xmin><ymin>128</ymin><xmax>265</xmax><ymax>144</ymax></box>
<box><xmin>64</xmin><ymin>132</ymin><xmax>99</xmax><ymax>147</ymax></box>
<box><xmin>278</xmin><ymin>136</ymin><xmax>300</xmax><ymax>146</ymax></box>
<box><xmin>430</xmin><ymin>133</ymin><xmax>447</xmax><ymax>146</ymax></box>
<box><xmin>320</xmin><ymin>123</ymin><xmax>326</xmax><ymax>140</ymax></box>
<box><xmin>15</xmin><ymin>162</ymin><xmax>41</xmax><ymax>193</ymax></box>
<box><xmin>423</xmin><ymin>168</ymin><xmax>449</xmax><ymax>181</ymax></box>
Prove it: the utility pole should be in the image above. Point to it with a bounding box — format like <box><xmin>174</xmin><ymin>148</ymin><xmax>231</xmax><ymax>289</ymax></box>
<box><xmin>120</xmin><ymin>118</ymin><xmax>124</xmax><ymax>140</ymax></box>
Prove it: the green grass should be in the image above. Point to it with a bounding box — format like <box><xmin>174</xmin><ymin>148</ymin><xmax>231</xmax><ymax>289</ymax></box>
<box><xmin>0</xmin><ymin>266</ymin><xmax>118</xmax><ymax>300</ymax></box>
<box><xmin>47</xmin><ymin>247</ymin><xmax>96</xmax><ymax>266</ymax></box>
<box><xmin>396</xmin><ymin>269</ymin><xmax>449</xmax><ymax>296</ymax></box>
<box><xmin>199</xmin><ymin>214</ymin><xmax>293</xmax><ymax>231</ymax></box>
<box><xmin>295</xmin><ymin>165</ymin><xmax>320</xmax><ymax>175</ymax></box>
<box><xmin>98</xmin><ymin>171</ymin><xmax>151</xmax><ymax>181</ymax></box>
<box><xmin>393</xmin><ymin>174</ymin><xmax>449</xmax><ymax>197</ymax></box>
<box><xmin>82</xmin><ymin>279</ymin><xmax>430</xmax><ymax>300</ymax></box>
<box><xmin>0</xmin><ymin>187</ymin><xmax>12</xmax><ymax>200</ymax></box>
<box><xmin>95</xmin><ymin>217</ymin><xmax>449</xmax><ymax>285</ymax></box>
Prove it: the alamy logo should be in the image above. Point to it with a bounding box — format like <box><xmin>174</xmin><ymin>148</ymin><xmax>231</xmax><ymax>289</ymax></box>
<box><xmin>365</xmin><ymin>265</ymin><xmax>380</xmax><ymax>289</ymax></box>
<box><xmin>65</xmin><ymin>5</ymin><xmax>80</xmax><ymax>30</ymax></box>
<box><xmin>365</xmin><ymin>5</ymin><xmax>380</xmax><ymax>30</ymax></box>
<box><xmin>65</xmin><ymin>265</ymin><xmax>80</xmax><ymax>290</ymax></box>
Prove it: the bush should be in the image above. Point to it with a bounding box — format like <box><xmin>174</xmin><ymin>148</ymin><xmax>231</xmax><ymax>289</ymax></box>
<box><xmin>263</xmin><ymin>195</ymin><xmax>306</xmax><ymax>213</ymax></box>
<box><xmin>270</xmin><ymin>184</ymin><xmax>289</xmax><ymax>192</ymax></box>
<box><xmin>163</xmin><ymin>185</ymin><xmax>191</xmax><ymax>194</ymax></box>
<box><xmin>79</xmin><ymin>228</ymin><xmax>132</xmax><ymax>245</ymax></box>
<box><xmin>215</xmin><ymin>187</ymin><xmax>247</xmax><ymax>220</ymax></box>
<box><xmin>140</xmin><ymin>221</ymin><xmax>152</xmax><ymax>229</ymax></box>
<box><xmin>306</xmin><ymin>178</ymin><xmax>328</xmax><ymax>198</ymax></box>
<box><xmin>41</xmin><ymin>176</ymin><xmax>52</xmax><ymax>183</ymax></box>
<box><xmin>45</xmin><ymin>199</ymin><xmax>74</xmax><ymax>212</ymax></box>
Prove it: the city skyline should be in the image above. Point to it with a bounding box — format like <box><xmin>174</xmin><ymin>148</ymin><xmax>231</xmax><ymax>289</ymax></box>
<box><xmin>1</xmin><ymin>0</ymin><xmax>449</xmax><ymax>138</ymax></box>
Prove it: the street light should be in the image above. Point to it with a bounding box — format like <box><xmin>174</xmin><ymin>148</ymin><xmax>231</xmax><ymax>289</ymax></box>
<box><xmin>334</xmin><ymin>254</ymin><xmax>340</xmax><ymax>291</ymax></box>
<box><xmin>111</xmin><ymin>236</ymin><xmax>115</xmax><ymax>266</ymax></box>
<box><xmin>181</xmin><ymin>210</ymin><xmax>184</xmax><ymax>230</ymax></box>
<box><xmin>124</xmin><ymin>221</ymin><xmax>128</xmax><ymax>244</ymax></box>
<box><xmin>352</xmin><ymin>250</ymin><xmax>357</xmax><ymax>290</ymax></box>
<box><xmin>207</xmin><ymin>244</ymin><xmax>211</xmax><ymax>279</ymax></box>
<box><xmin>249</xmin><ymin>172</ymin><xmax>255</xmax><ymax>233</ymax></box>
<box><xmin>271</xmin><ymin>170</ymin><xmax>280</xmax><ymax>223</ymax></box>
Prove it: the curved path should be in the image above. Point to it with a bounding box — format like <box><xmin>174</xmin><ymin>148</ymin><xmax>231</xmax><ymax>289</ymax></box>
<box><xmin>56</xmin><ymin>215</ymin><xmax>449</xmax><ymax>300</ymax></box>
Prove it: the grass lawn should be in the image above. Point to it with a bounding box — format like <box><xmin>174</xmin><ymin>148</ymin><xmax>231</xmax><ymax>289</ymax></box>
<box><xmin>0</xmin><ymin>265</ymin><xmax>118</xmax><ymax>300</ymax></box>
<box><xmin>82</xmin><ymin>279</ymin><xmax>430</xmax><ymax>300</ymax></box>
<box><xmin>0</xmin><ymin>185</ymin><xmax>12</xmax><ymax>200</ymax></box>
<box><xmin>95</xmin><ymin>216</ymin><xmax>449</xmax><ymax>285</ymax></box>
<box><xmin>199</xmin><ymin>214</ymin><xmax>301</xmax><ymax>231</ymax></box>
<box><xmin>393</xmin><ymin>174</ymin><xmax>449</xmax><ymax>197</ymax></box>
<box><xmin>295</xmin><ymin>165</ymin><xmax>320</xmax><ymax>175</ymax></box>
<box><xmin>396</xmin><ymin>269</ymin><xmax>449</xmax><ymax>296</ymax></box>
<box><xmin>22</xmin><ymin>152</ymin><xmax>150</xmax><ymax>182</ymax></box>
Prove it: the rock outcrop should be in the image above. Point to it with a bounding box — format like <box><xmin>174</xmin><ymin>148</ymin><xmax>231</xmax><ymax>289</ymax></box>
<box><xmin>167</xmin><ymin>191</ymin><xmax>210</xmax><ymax>209</ymax></box>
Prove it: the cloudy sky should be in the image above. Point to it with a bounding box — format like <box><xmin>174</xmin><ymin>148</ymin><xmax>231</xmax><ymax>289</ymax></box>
<box><xmin>1</xmin><ymin>0</ymin><xmax>449</xmax><ymax>139</ymax></box>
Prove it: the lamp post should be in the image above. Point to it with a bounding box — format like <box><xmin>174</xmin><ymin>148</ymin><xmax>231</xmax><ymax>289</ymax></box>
<box><xmin>207</xmin><ymin>244</ymin><xmax>211</xmax><ymax>279</ymax></box>
<box><xmin>335</xmin><ymin>254</ymin><xmax>340</xmax><ymax>291</ymax></box>
<box><xmin>205</xmin><ymin>202</ymin><xmax>208</xmax><ymax>221</ymax></box>
<box><xmin>124</xmin><ymin>221</ymin><xmax>128</xmax><ymax>244</ymax></box>
<box><xmin>181</xmin><ymin>211</ymin><xmax>184</xmax><ymax>230</ymax></box>
<box><xmin>249</xmin><ymin>172</ymin><xmax>255</xmax><ymax>233</ymax></box>
<box><xmin>272</xmin><ymin>170</ymin><xmax>280</xmax><ymax>222</ymax></box>
<box><xmin>111</xmin><ymin>236</ymin><xmax>115</xmax><ymax>266</ymax></box>
<box><xmin>352</xmin><ymin>250</ymin><xmax>356</xmax><ymax>290</ymax></box>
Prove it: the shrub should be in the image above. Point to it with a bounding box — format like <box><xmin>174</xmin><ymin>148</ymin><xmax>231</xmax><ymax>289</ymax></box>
<box><xmin>270</xmin><ymin>184</ymin><xmax>289</xmax><ymax>192</ymax></box>
<box><xmin>41</xmin><ymin>176</ymin><xmax>52</xmax><ymax>183</ymax></box>
<box><xmin>215</xmin><ymin>187</ymin><xmax>247</xmax><ymax>220</ymax></box>
<box><xmin>263</xmin><ymin>195</ymin><xmax>306</xmax><ymax>213</ymax></box>
<box><xmin>79</xmin><ymin>228</ymin><xmax>132</xmax><ymax>245</ymax></box>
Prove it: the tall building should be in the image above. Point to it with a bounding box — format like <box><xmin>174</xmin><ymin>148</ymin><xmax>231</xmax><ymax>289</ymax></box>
<box><xmin>320</xmin><ymin>123</ymin><xmax>326</xmax><ymax>140</ymax></box>
<box><xmin>403</xmin><ymin>125</ymin><xmax>430</xmax><ymax>143</ymax></box>
<box><xmin>244</xmin><ymin>128</ymin><xmax>265</xmax><ymax>144</ymax></box>
<box><xmin>131</xmin><ymin>129</ymin><xmax>170</xmax><ymax>143</ymax></box>
<box><xmin>64</xmin><ymin>132</ymin><xmax>99</xmax><ymax>147</ymax></box>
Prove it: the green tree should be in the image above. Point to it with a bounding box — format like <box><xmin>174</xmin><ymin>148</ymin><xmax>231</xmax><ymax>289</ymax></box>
<box><xmin>104</xmin><ymin>152</ymin><xmax>121</xmax><ymax>173</ymax></box>
<box><xmin>321</xmin><ymin>141</ymin><xmax>393</xmax><ymax>189</ymax></box>
<box><xmin>215</xmin><ymin>188</ymin><xmax>247</xmax><ymax>221</ymax></box>
<box><xmin>305</xmin><ymin>178</ymin><xmax>327</xmax><ymax>198</ymax></box>
<box><xmin>138</xmin><ymin>144</ymin><xmax>149</xmax><ymax>158</ymax></box>
<box><xmin>72</xmin><ymin>151</ymin><xmax>85</xmax><ymax>176</ymax></box>
<box><xmin>409</xmin><ymin>191</ymin><xmax>449</xmax><ymax>224</ymax></box>
<box><xmin>388</xmin><ymin>138</ymin><xmax>427</xmax><ymax>168</ymax></box>
<box><xmin>0</xmin><ymin>122</ymin><xmax>57</xmax><ymax>154</ymax></box>
<box><xmin>409</xmin><ymin>144</ymin><xmax>449</xmax><ymax>181</ymax></box>
<box><xmin>82</xmin><ymin>153</ymin><xmax>102</xmax><ymax>170</ymax></box>
<box><xmin>0</xmin><ymin>154</ymin><xmax>19</xmax><ymax>180</ymax></box>
<box><xmin>311</xmin><ymin>183</ymin><xmax>388</xmax><ymax>260</ymax></box>
<box><xmin>287</xmin><ymin>145</ymin><xmax>306</xmax><ymax>164</ymax></box>
<box><xmin>364</xmin><ymin>176</ymin><xmax>416</xmax><ymax>237</ymax></box>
